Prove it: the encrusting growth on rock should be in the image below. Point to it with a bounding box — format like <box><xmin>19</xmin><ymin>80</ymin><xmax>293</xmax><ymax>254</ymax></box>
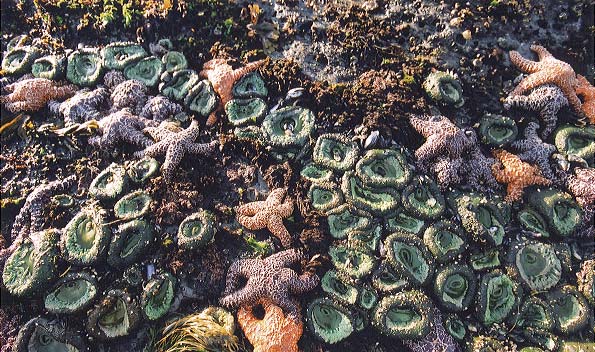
<box><xmin>491</xmin><ymin>149</ymin><xmax>552</xmax><ymax>202</ymax></box>
<box><xmin>0</xmin><ymin>78</ymin><xmax>77</xmax><ymax>112</ymax></box>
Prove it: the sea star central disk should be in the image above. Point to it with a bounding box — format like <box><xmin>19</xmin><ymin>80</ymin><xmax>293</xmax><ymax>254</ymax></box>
<box><xmin>491</xmin><ymin>149</ymin><xmax>552</xmax><ymax>202</ymax></box>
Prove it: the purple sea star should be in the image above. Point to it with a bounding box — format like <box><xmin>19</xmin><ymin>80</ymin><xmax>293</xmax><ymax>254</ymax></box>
<box><xmin>110</xmin><ymin>79</ymin><xmax>148</xmax><ymax>114</ymax></box>
<box><xmin>48</xmin><ymin>86</ymin><xmax>109</xmax><ymax>124</ymax></box>
<box><xmin>89</xmin><ymin>109</ymin><xmax>158</xmax><ymax>152</ymax></box>
<box><xmin>510</xmin><ymin>122</ymin><xmax>557</xmax><ymax>179</ymax></box>
<box><xmin>140</xmin><ymin>95</ymin><xmax>183</xmax><ymax>121</ymax></box>
<box><xmin>403</xmin><ymin>308</ymin><xmax>461</xmax><ymax>352</ymax></box>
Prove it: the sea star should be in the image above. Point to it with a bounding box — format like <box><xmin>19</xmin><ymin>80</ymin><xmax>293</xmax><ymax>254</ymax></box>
<box><xmin>491</xmin><ymin>149</ymin><xmax>552</xmax><ymax>202</ymax></box>
<box><xmin>508</xmin><ymin>45</ymin><xmax>581</xmax><ymax>112</ymax></box>
<box><xmin>10</xmin><ymin>175</ymin><xmax>77</xmax><ymax>240</ymax></box>
<box><xmin>140</xmin><ymin>95</ymin><xmax>183</xmax><ymax>121</ymax></box>
<box><xmin>89</xmin><ymin>109</ymin><xmax>158</xmax><ymax>152</ymax></box>
<box><xmin>464</xmin><ymin>148</ymin><xmax>500</xmax><ymax>192</ymax></box>
<box><xmin>510</xmin><ymin>122</ymin><xmax>557</xmax><ymax>179</ymax></box>
<box><xmin>576</xmin><ymin>74</ymin><xmax>595</xmax><ymax>124</ymax></box>
<box><xmin>103</xmin><ymin>70</ymin><xmax>126</xmax><ymax>90</ymax></box>
<box><xmin>133</xmin><ymin>119</ymin><xmax>218</xmax><ymax>182</ymax></box>
<box><xmin>504</xmin><ymin>84</ymin><xmax>568</xmax><ymax>139</ymax></box>
<box><xmin>0</xmin><ymin>78</ymin><xmax>77</xmax><ymax>112</ymax></box>
<box><xmin>236</xmin><ymin>188</ymin><xmax>294</xmax><ymax>248</ymax></box>
<box><xmin>48</xmin><ymin>86</ymin><xmax>110</xmax><ymax>124</ymax></box>
<box><xmin>403</xmin><ymin>308</ymin><xmax>461</xmax><ymax>352</ymax></box>
<box><xmin>199</xmin><ymin>58</ymin><xmax>266</xmax><ymax>126</ymax></box>
<box><xmin>566</xmin><ymin>167</ymin><xmax>595</xmax><ymax>210</ymax></box>
<box><xmin>219</xmin><ymin>249</ymin><xmax>319</xmax><ymax>319</ymax></box>
<box><xmin>110</xmin><ymin>79</ymin><xmax>148</xmax><ymax>114</ymax></box>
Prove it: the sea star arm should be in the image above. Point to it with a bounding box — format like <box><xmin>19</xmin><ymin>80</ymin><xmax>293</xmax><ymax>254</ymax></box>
<box><xmin>558</xmin><ymin>82</ymin><xmax>582</xmax><ymax>112</ymax></box>
<box><xmin>511</xmin><ymin>71</ymin><xmax>553</xmax><ymax>96</ymax></box>
<box><xmin>509</xmin><ymin>50</ymin><xmax>541</xmax><ymax>74</ymax></box>
<box><xmin>290</xmin><ymin>273</ymin><xmax>320</xmax><ymax>294</ymax></box>
<box><xmin>236</xmin><ymin>201</ymin><xmax>267</xmax><ymax>217</ymax></box>
<box><xmin>266</xmin><ymin>249</ymin><xmax>303</xmax><ymax>267</ymax></box>
<box><xmin>220</xmin><ymin>287</ymin><xmax>260</xmax><ymax>309</ymax></box>
<box><xmin>275</xmin><ymin>200</ymin><xmax>294</xmax><ymax>218</ymax></box>
<box><xmin>415</xmin><ymin>135</ymin><xmax>444</xmax><ymax>167</ymax></box>
<box><xmin>237</xmin><ymin>211</ymin><xmax>268</xmax><ymax>230</ymax></box>
<box><xmin>187</xmin><ymin>141</ymin><xmax>217</xmax><ymax>155</ymax></box>
<box><xmin>531</xmin><ymin>45</ymin><xmax>553</xmax><ymax>60</ymax></box>
<box><xmin>266</xmin><ymin>216</ymin><xmax>292</xmax><ymax>247</ymax></box>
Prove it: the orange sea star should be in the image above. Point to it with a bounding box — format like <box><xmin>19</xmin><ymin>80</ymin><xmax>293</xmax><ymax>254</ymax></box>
<box><xmin>491</xmin><ymin>149</ymin><xmax>552</xmax><ymax>203</ymax></box>
<box><xmin>0</xmin><ymin>78</ymin><xmax>77</xmax><ymax>112</ymax></box>
<box><xmin>576</xmin><ymin>74</ymin><xmax>595</xmax><ymax>124</ymax></box>
<box><xmin>509</xmin><ymin>45</ymin><xmax>581</xmax><ymax>112</ymax></box>
<box><xmin>199</xmin><ymin>58</ymin><xmax>265</xmax><ymax>126</ymax></box>
<box><xmin>236</xmin><ymin>188</ymin><xmax>294</xmax><ymax>248</ymax></box>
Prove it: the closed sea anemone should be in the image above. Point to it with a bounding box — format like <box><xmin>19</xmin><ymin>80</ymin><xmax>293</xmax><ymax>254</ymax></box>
<box><xmin>141</xmin><ymin>270</ymin><xmax>176</xmax><ymax>320</ymax></box>
<box><xmin>86</xmin><ymin>289</ymin><xmax>141</xmax><ymax>340</ymax></box>
<box><xmin>61</xmin><ymin>205</ymin><xmax>111</xmax><ymax>265</ymax></box>
<box><xmin>372</xmin><ymin>289</ymin><xmax>434</xmax><ymax>339</ymax></box>
<box><xmin>44</xmin><ymin>271</ymin><xmax>98</xmax><ymax>314</ymax></box>
<box><xmin>306</xmin><ymin>298</ymin><xmax>354</xmax><ymax>344</ymax></box>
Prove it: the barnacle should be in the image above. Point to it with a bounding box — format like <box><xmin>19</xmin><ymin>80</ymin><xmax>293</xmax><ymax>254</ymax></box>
<box><xmin>509</xmin><ymin>297</ymin><xmax>554</xmax><ymax>331</ymax></box>
<box><xmin>577</xmin><ymin>259</ymin><xmax>594</xmax><ymax>307</ymax></box>
<box><xmin>517</xmin><ymin>207</ymin><xmax>551</xmax><ymax>238</ymax></box>
<box><xmin>329</xmin><ymin>244</ymin><xmax>376</xmax><ymax>280</ymax></box>
<box><xmin>102</xmin><ymin>42</ymin><xmax>147</xmax><ymax>70</ymax></box>
<box><xmin>321</xmin><ymin>270</ymin><xmax>358</xmax><ymax>305</ymax></box>
<box><xmin>124</xmin><ymin>56</ymin><xmax>164</xmax><ymax>87</ymax></box>
<box><xmin>372</xmin><ymin>262</ymin><xmax>410</xmax><ymax>294</ymax></box>
<box><xmin>341</xmin><ymin>172</ymin><xmax>400</xmax><ymax>215</ymax></box>
<box><xmin>262</xmin><ymin>106</ymin><xmax>315</xmax><ymax>149</ymax></box>
<box><xmin>127</xmin><ymin>157</ymin><xmax>160</xmax><ymax>183</ymax></box>
<box><xmin>31</xmin><ymin>54</ymin><xmax>65</xmax><ymax>80</ymax></box>
<box><xmin>401</xmin><ymin>176</ymin><xmax>445</xmax><ymax>220</ymax></box>
<box><xmin>433</xmin><ymin>264</ymin><xmax>476</xmax><ymax>312</ymax></box>
<box><xmin>61</xmin><ymin>205</ymin><xmax>111</xmax><ymax>265</ymax></box>
<box><xmin>358</xmin><ymin>285</ymin><xmax>378</xmax><ymax>310</ymax></box>
<box><xmin>444</xmin><ymin>314</ymin><xmax>466</xmax><ymax>340</ymax></box>
<box><xmin>86</xmin><ymin>289</ymin><xmax>140</xmax><ymax>340</ymax></box>
<box><xmin>347</xmin><ymin>225</ymin><xmax>382</xmax><ymax>253</ymax></box>
<box><xmin>306</xmin><ymin>298</ymin><xmax>354</xmax><ymax>344</ymax></box>
<box><xmin>107</xmin><ymin>219</ymin><xmax>154</xmax><ymax>269</ymax></box>
<box><xmin>89</xmin><ymin>163</ymin><xmax>129</xmax><ymax>201</ymax></box>
<box><xmin>478</xmin><ymin>114</ymin><xmax>518</xmax><ymax>147</ymax></box>
<box><xmin>177</xmin><ymin>210</ymin><xmax>217</xmax><ymax>250</ymax></box>
<box><xmin>547</xmin><ymin>285</ymin><xmax>591</xmax><ymax>335</ymax></box>
<box><xmin>300</xmin><ymin>163</ymin><xmax>334</xmax><ymax>184</ymax></box>
<box><xmin>14</xmin><ymin>317</ymin><xmax>88</xmax><ymax>351</ymax></box>
<box><xmin>162</xmin><ymin>51</ymin><xmax>187</xmax><ymax>73</ymax></box>
<box><xmin>505</xmin><ymin>240</ymin><xmax>561</xmax><ymax>291</ymax></box>
<box><xmin>232</xmin><ymin>71</ymin><xmax>268</xmax><ymax>98</ymax></box>
<box><xmin>372</xmin><ymin>289</ymin><xmax>434</xmax><ymax>339</ymax></box>
<box><xmin>476</xmin><ymin>270</ymin><xmax>520</xmax><ymax>326</ymax></box>
<box><xmin>142</xmin><ymin>271</ymin><xmax>176</xmax><ymax>320</ymax></box>
<box><xmin>449</xmin><ymin>192</ymin><xmax>508</xmax><ymax>246</ymax></box>
<box><xmin>384</xmin><ymin>209</ymin><xmax>426</xmax><ymax>235</ymax></box>
<box><xmin>423</xmin><ymin>70</ymin><xmax>465</xmax><ymax>107</ymax></box>
<box><xmin>423</xmin><ymin>220</ymin><xmax>467</xmax><ymax>263</ymax></box>
<box><xmin>2</xmin><ymin>45</ymin><xmax>41</xmax><ymax>74</ymax></box>
<box><xmin>113</xmin><ymin>190</ymin><xmax>153</xmax><ymax>220</ymax></box>
<box><xmin>327</xmin><ymin>205</ymin><xmax>372</xmax><ymax>240</ymax></box>
<box><xmin>308</xmin><ymin>181</ymin><xmax>344</xmax><ymax>214</ymax></box>
<box><xmin>554</xmin><ymin>125</ymin><xmax>595</xmax><ymax>166</ymax></box>
<box><xmin>66</xmin><ymin>48</ymin><xmax>103</xmax><ymax>86</ymax></box>
<box><xmin>356</xmin><ymin>149</ymin><xmax>412</xmax><ymax>190</ymax></box>
<box><xmin>44</xmin><ymin>271</ymin><xmax>98</xmax><ymax>314</ymax></box>
<box><xmin>384</xmin><ymin>232</ymin><xmax>434</xmax><ymax>286</ymax></box>
<box><xmin>2</xmin><ymin>229</ymin><xmax>59</xmax><ymax>297</ymax></box>
<box><xmin>184</xmin><ymin>80</ymin><xmax>218</xmax><ymax>116</ymax></box>
<box><xmin>159</xmin><ymin>69</ymin><xmax>200</xmax><ymax>101</ymax></box>
<box><xmin>528</xmin><ymin>188</ymin><xmax>582</xmax><ymax>238</ymax></box>
<box><xmin>225</xmin><ymin>98</ymin><xmax>267</xmax><ymax>126</ymax></box>
<box><xmin>469</xmin><ymin>248</ymin><xmax>501</xmax><ymax>271</ymax></box>
<box><xmin>313</xmin><ymin>134</ymin><xmax>359</xmax><ymax>171</ymax></box>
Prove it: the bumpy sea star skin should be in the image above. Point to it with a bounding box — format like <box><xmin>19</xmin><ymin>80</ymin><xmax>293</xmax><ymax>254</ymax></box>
<box><xmin>0</xmin><ymin>78</ymin><xmax>77</xmax><ymax>112</ymax></box>
<box><xmin>508</xmin><ymin>45</ymin><xmax>581</xmax><ymax>112</ymax></box>
<box><xmin>48</xmin><ymin>86</ymin><xmax>110</xmax><ymax>124</ymax></box>
<box><xmin>110</xmin><ymin>79</ymin><xmax>148</xmax><ymax>114</ymax></box>
<box><xmin>199</xmin><ymin>58</ymin><xmax>266</xmax><ymax>126</ymax></box>
<box><xmin>236</xmin><ymin>188</ymin><xmax>295</xmax><ymax>248</ymax></box>
<box><xmin>432</xmin><ymin>157</ymin><xmax>463</xmax><ymax>189</ymax></box>
<box><xmin>464</xmin><ymin>148</ymin><xmax>500</xmax><ymax>192</ymax></box>
<box><xmin>566</xmin><ymin>167</ymin><xmax>595</xmax><ymax>210</ymax></box>
<box><xmin>491</xmin><ymin>149</ymin><xmax>552</xmax><ymax>202</ymax></box>
<box><xmin>504</xmin><ymin>84</ymin><xmax>568</xmax><ymax>139</ymax></box>
<box><xmin>140</xmin><ymin>95</ymin><xmax>183</xmax><ymax>121</ymax></box>
<box><xmin>511</xmin><ymin>122</ymin><xmax>557</xmax><ymax>179</ymax></box>
<box><xmin>403</xmin><ymin>308</ymin><xmax>460</xmax><ymax>352</ymax></box>
<box><xmin>134</xmin><ymin>120</ymin><xmax>218</xmax><ymax>182</ymax></box>
<box><xmin>10</xmin><ymin>175</ymin><xmax>77</xmax><ymax>241</ymax></box>
<box><xmin>576</xmin><ymin>74</ymin><xmax>595</xmax><ymax>124</ymax></box>
<box><xmin>103</xmin><ymin>70</ymin><xmax>126</xmax><ymax>90</ymax></box>
<box><xmin>220</xmin><ymin>249</ymin><xmax>319</xmax><ymax>319</ymax></box>
<box><xmin>89</xmin><ymin>109</ymin><xmax>158</xmax><ymax>152</ymax></box>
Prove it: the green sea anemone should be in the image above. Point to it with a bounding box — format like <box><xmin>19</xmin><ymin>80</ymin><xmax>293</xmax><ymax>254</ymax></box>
<box><xmin>300</xmin><ymin>163</ymin><xmax>334</xmax><ymax>184</ymax></box>
<box><xmin>142</xmin><ymin>271</ymin><xmax>177</xmax><ymax>320</ymax></box>
<box><xmin>554</xmin><ymin>125</ymin><xmax>595</xmax><ymax>166</ymax></box>
<box><xmin>14</xmin><ymin>317</ymin><xmax>88</xmax><ymax>352</ymax></box>
<box><xmin>547</xmin><ymin>285</ymin><xmax>591</xmax><ymax>335</ymax></box>
<box><xmin>358</xmin><ymin>285</ymin><xmax>378</xmax><ymax>310</ymax></box>
<box><xmin>113</xmin><ymin>190</ymin><xmax>153</xmax><ymax>220</ymax></box>
<box><xmin>401</xmin><ymin>176</ymin><xmax>445</xmax><ymax>220</ymax></box>
<box><xmin>372</xmin><ymin>289</ymin><xmax>434</xmax><ymax>339</ymax></box>
<box><xmin>384</xmin><ymin>232</ymin><xmax>434</xmax><ymax>286</ymax></box>
<box><xmin>347</xmin><ymin>225</ymin><xmax>382</xmax><ymax>253</ymax></box>
<box><xmin>449</xmin><ymin>192</ymin><xmax>508</xmax><ymax>246</ymax></box>
<box><xmin>127</xmin><ymin>157</ymin><xmax>160</xmax><ymax>183</ymax></box>
<box><xmin>423</xmin><ymin>70</ymin><xmax>465</xmax><ymax>108</ymax></box>
<box><xmin>521</xmin><ymin>327</ymin><xmax>559</xmax><ymax>352</ymax></box>
<box><xmin>31</xmin><ymin>54</ymin><xmax>66</xmax><ymax>80</ymax></box>
<box><xmin>577</xmin><ymin>259</ymin><xmax>594</xmax><ymax>307</ymax></box>
<box><xmin>313</xmin><ymin>134</ymin><xmax>360</xmax><ymax>171</ymax></box>
<box><xmin>444</xmin><ymin>314</ymin><xmax>466</xmax><ymax>341</ymax></box>
<box><xmin>124</xmin><ymin>56</ymin><xmax>163</xmax><ymax>87</ymax></box>
<box><xmin>177</xmin><ymin>210</ymin><xmax>217</xmax><ymax>250</ymax></box>
<box><xmin>306</xmin><ymin>298</ymin><xmax>355</xmax><ymax>344</ymax></box>
<box><xmin>527</xmin><ymin>188</ymin><xmax>582</xmax><ymax>238</ymax></box>
<box><xmin>44</xmin><ymin>271</ymin><xmax>98</xmax><ymax>314</ymax></box>
<box><xmin>384</xmin><ymin>209</ymin><xmax>426</xmax><ymax>235</ymax></box>
<box><xmin>184</xmin><ymin>80</ymin><xmax>218</xmax><ymax>116</ymax></box>
<box><xmin>469</xmin><ymin>248</ymin><xmax>501</xmax><ymax>271</ymax></box>
<box><xmin>433</xmin><ymin>264</ymin><xmax>477</xmax><ymax>312</ymax></box>
<box><xmin>476</xmin><ymin>270</ymin><xmax>520</xmax><ymax>326</ymax></box>
<box><xmin>372</xmin><ymin>262</ymin><xmax>410</xmax><ymax>294</ymax></box>
<box><xmin>107</xmin><ymin>219</ymin><xmax>154</xmax><ymax>269</ymax></box>
<box><xmin>505</xmin><ymin>240</ymin><xmax>561</xmax><ymax>291</ymax></box>
<box><xmin>51</xmin><ymin>194</ymin><xmax>75</xmax><ymax>208</ymax></box>
<box><xmin>329</xmin><ymin>244</ymin><xmax>376</xmax><ymax>280</ymax></box>
<box><xmin>308</xmin><ymin>181</ymin><xmax>344</xmax><ymax>214</ymax></box>
<box><xmin>517</xmin><ymin>207</ymin><xmax>551</xmax><ymax>238</ymax></box>
<box><xmin>1</xmin><ymin>45</ymin><xmax>42</xmax><ymax>74</ymax></box>
<box><xmin>352</xmin><ymin>308</ymin><xmax>369</xmax><ymax>332</ymax></box>
<box><xmin>321</xmin><ymin>270</ymin><xmax>359</xmax><ymax>305</ymax></box>
<box><xmin>509</xmin><ymin>297</ymin><xmax>554</xmax><ymax>331</ymax></box>
<box><xmin>6</xmin><ymin>34</ymin><xmax>29</xmax><ymax>52</ymax></box>
<box><xmin>341</xmin><ymin>172</ymin><xmax>400</xmax><ymax>215</ymax></box>
<box><xmin>86</xmin><ymin>289</ymin><xmax>141</xmax><ymax>340</ymax></box>
<box><xmin>61</xmin><ymin>205</ymin><xmax>111</xmax><ymax>265</ymax></box>
<box><xmin>102</xmin><ymin>42</ymin><xmax>147</xmax><ymax>70</ymax></box>
<box><xmin>162</xmin><ymin>51</ymin><xmax>187</xmax><ymax>73</ymax></box>
<box><xmin>423</xmin><ymin>220</ymin><xmax>467</xmax><ymax>263</ymax></box>
<box><xmin>225</xmin><ymin>98</ymin><xmax>267</xmax><ymax>126</ymax></box>
<box><xmin>355</xmin><ymin>149</ymin><xmax>412</xmax><ymax>189</ymax></box>
<box><xmin>66</xmin><ymin>48</ymin><xmax>103</xmax><ymax>86</ymax></box>
<box><xmin>89</xmin><ymin>163</ymin><xmax>129</xmax><ymax>201</ymax></box>
<box><xmin>478</xmin><ymin>114</ymin><xmax>518</xmax><ymax>147</ymax></box>
<box><xmin>232</xmin><ymin>72</ymin><xmax>268</xmax><ymax>98</ymax></box>
<box><xmin>262</xmin><ymin>106</ymin><xmax>315</xmax><ymax>149</ymax></box>
<box><xmin>2</xmin><ymin>229</ymin><xmax>59</xmax><ymax>297</ymax></box>
<box><xmin>160</xmin><ymin>69</ymin><xmax>200</xmax><ymax>101</ymax></box>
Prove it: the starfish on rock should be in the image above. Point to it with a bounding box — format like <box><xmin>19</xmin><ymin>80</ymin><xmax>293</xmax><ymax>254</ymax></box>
<box><xmin>48</xmin><ymin>86</ymin><xmax>109</xmax><ymax>124</ymax></box>
<box><xmin>0</xmin><ymin>78</ymin><xmax>77</xmax><ymax>112</ymax></box>
<box><xmin>220</xmin><ymin>249</ymin><xmax>319</xmax><ymax>319</ymax></box>
<box><xmin>510</xmin><ymin>122</ymin><xmax>557</xmax><ymax>179</ymax></box>
<box><xmin>140</xmin><ymin>95</ymin><xmax>183</xmax><ymax>121</ymax></box>
<box><xmin>134</xmin><ymin>119</ymin><xmax>218</xmax><ymax>182</ymax></box>
<box><xmin>89</xmin><ymin>109</ymin><xmax>158</xmax><ymax>152</ymax></box>
<box><xmin>464</xmin><ymin>148</ymin><xmax>500</xmax><ymax>192</ymax></box>
<box><xmin>403</xmin><ymin>308</ymin><xmax>461</xmax><ymax>352</ymax></box>
<box><xmin>110</xmin><ymin>79</ymin><xmax>148</xmax><ymax>114</ymax></box>
<box><xmin>508</xmin><ymin>45</ymin><xmax>581</xmax><ymax>112</ymax></box>
<box><xmin>491</xmin><ymin>149</ymin><xmax>552</xmax><ymax>202</ymax></box>
<box><xmin>576</xmin><ymin>74</ymin><xmax>595</xmax><ymax>124</ymax></box>
<box><xmin>199</xmin><ymin>58</ymin><xmax>266</xmax><ymax>126</ymax></box>
<box><xmin>566</xmin><ymin>167</ymin><xmax>595</xmax><ymax>210</ymax></box>
<box><xmin>236</xmin><ymin>188</ymin><xmax>294</xmax><ymax>248</ymax></box>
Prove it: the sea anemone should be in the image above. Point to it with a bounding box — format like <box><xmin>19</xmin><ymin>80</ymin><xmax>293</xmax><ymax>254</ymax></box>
<box><xmin>262</xmin><ymin>106</ymin><xmax>315</xmax><ymax>150</ymax></box>
<box><xmin>449</xmin><ymin>192</ymin><xmax>508</xmax><ymax>246</ymax></box>
<box><xmin>433</xmin><ymin>264</ymin><xmax>477</xmax><ymax>312</ymax></box>
<box><xmin>517</xmin><ymin>206</ymin><xmax>551</xmax><ymax>238</ymax></box>
<box><xmin>423</xmin><ymin>70</ymin><xmax>465</xmax><ymax>107</ymax></box>
<box><xmin>225</xmin><ymin>98</ymin><xmax>267</xmax><ymax>126</ymax></box>
<box><xmin>127</xmin><ymin>157</ymin><xmax>160</xmax><ymax>183</ymax></box>
<box><xmin>159</xmin><ymin>69</ymin><xmax>200</xmax><ymax>101</ymax></box>
<box><xmin>2</xmin><ymin>45</ymin><xmax>42</xmax><ymax>74</ymax></box>
<box><xmin>401</xmin><ymin>176</ymin><xmax>445</xmax><ymax>220</ymax></box>
<box><xmin>107</xmin><ymin>218</ymin><xmax>154</xmax><ymax>269</ymax></box>
<box><xmin>553</xmin><ymin>125</ymin><xmax>594</xmax><ymax>166</ymax></box>
<box><xmin>478</xmin><ymin>114</ymin><xmax>518</xmax><ymax>147</ymax></box>
<box><xmin>505</xmin><ymin>240</ymin><xmax>561</xmax><ymax>291</ymax></box>
<box><xmin>66</xmin><ymin>48</ymin><xmax>103</xmax><ymax>86</ymax></box>
<box><xmin>329</xmin><ymin>243</ymin><xmax>376</xmax><ymax>280</ymax></box>
<box><xmin>124</xmin><ymin>56</ymin><xmax>164</xmax><ymax>87</ymax></box>
<box><xmin>372</xmin><ymin>289</ymin><xmax>434</xmax><ymax>339</ymax></box>
<box><xmin>86</xmin><ymin>289</ymin><xmax>141</xmax><ymax>340</ymax></box>
<box><xmin>547</xmin><ymin>285</ymin><xmax>591</xmax><ymax>335</ymax></box>
<box><xmin>476</xmin><ymin>270</ymin><xmax>521</xmax><ymax>326</ymax></box>
<box><xmin>341</xmin><ymin>171</ymin><xmax>400</xmax><ymax>215</ymax></box>
<box><xmin>326</xmin><ymin>204</ymin><xmax>372</xmax><ymax>240</ymax></box>
<box><xmin>61</xmin><ymin>205</ymin><xmax>111</xmax><ymax>265</ymax></box>
<box><xmin>306</xmin><ymin>298</ymin><xmax>354</xmax><ymax>344</ymax></box>
<box><xmin>44</xmin><ymin>271</ymin><xmax>98</xmax><ymax>314</ymax></box>
<box><xmin>184</xmin><ymin>79</ymin><xmax>218</xmax><ymax>117</ymax></box>
<box><xmin>89</xmin><ymin>163</ymin><xmax>130</xmax><ymax>201</ymax></box>
<box><xmin>14</xmin><ymin>317</ymin><xmax>88</xmax><ymax>351</ymax></box>
<box><xmin>372</xmin><ymin>261</ymin><xmax>410</xmax><ymax>294</ymax></box>
<box><xmin>321</xmin><ymin>269</ymin><xmax>359</xmax><ymax>305</ymax></box>
<box><xmin>527</xmin><ymin>188</ymin><xmax>582</xmax><ymax>238</ymax></box>
<box><xmin>355</xmin><ymin>148</ymin><xmax>412</xmax><ymax>189</ymax></box>
<box><xmin>469</xmin><ymin>248</ymin><xmax>501</xmax><ymax>271</ymax></box>
<box><xmin>232</xmin><ymin>71</ymin><xmax>268</xmax><ymax>98</ymax></box>
<box><xmin>31</xmin><ymin>54</ymin><xmax>66</xmax><ymax>80</ymax></box>
<box><xmin>308</xmin><ymin>181</ymin><xmax>344</xmax><ymax>214</ymax></box>
<box><xmin>313</xmin><ymin>133</ymin><xmax>360</xmax><ymax>171</ymax></box>
<box><xmin>347</xmin><ymin>225</ymin><xmax>382</xmax><ymax>253</ymax></box>
<box><xmin>384</xmin><ymin>232</ymin><xmax>434</xmax><ymax>286</ymax></box>
<box><xmin>300</xmin><ymin>163</ymin><xmax>334</xmax><ymax>184</ymax></box>
<box><xmin>177</xmin><ymin>210</ymin><xmax>217</xmax><ymax>250</ymax></box>
<box><xmin>162</xmin><ymin>51</ymin><xmax>188</xmax><ymax>73</ymax></box>
<box><xmin>102</xmin><ymin>42</ymin><xmax>147</xmax><ymax>70</ymax></box>
<box><xmin>113</xmin><ymin>190</ymin><xmax>153</xmax><ymax>220</ymax></box>
<box><xmin>141</xmin><ymin>270</ymin><xmax>176</xmax><ymax>320</ymax></box>
<box><xmin>384</xmin><ymin>208</ymin><xmax>426</xmax><ymax>235</ymax></box>
<box><xmin>422</xmin><ymin>220</ymin><xmax>467</xmax><ymax>263</ymax></box>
